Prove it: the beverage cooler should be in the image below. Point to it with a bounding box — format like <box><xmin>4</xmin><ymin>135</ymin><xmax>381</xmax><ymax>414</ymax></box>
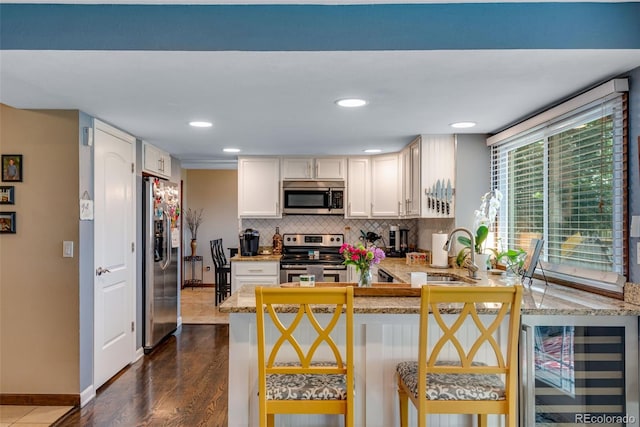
<box><xmin>520</xmin><ymin>315</ymin><xmax>639</xmax><ymax>426</ymax></box>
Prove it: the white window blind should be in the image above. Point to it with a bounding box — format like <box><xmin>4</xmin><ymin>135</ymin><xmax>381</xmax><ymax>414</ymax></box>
<box><xmin>491</xmin><ymin>93</ymin><xmax>627</xmax><ymax>292</ymax></box>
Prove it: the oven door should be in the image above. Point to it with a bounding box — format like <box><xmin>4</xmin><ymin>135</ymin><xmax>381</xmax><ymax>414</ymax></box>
<box><xmin>280</xmin><ymin>266</ymin><xmax>347</xmax><ymax>283</ymax></box>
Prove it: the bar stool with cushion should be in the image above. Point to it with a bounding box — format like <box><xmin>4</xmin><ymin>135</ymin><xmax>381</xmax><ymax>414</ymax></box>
<box><xmin>210</xmin><ymin>239</ymin><xmax>231</xmax><ymax>305</ymax></box>
<box><xmin>255</xmin><ymin>286</ymin><xmax>355</xmax><ymax>427</ymax></box>
<box><xmin>396</xmin><ymin>285</ymin><xmax>523</xmax><ymax>427</ymax></box>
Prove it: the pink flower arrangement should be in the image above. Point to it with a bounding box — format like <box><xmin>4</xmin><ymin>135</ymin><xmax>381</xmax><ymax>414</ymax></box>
<box><xmin>339</xmin><ymin>243</ymin><xmax>386</xmax><ymax>272</ymax></box>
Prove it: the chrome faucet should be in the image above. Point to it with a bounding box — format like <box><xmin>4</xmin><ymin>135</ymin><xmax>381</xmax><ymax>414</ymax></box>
<box><xmin>443</xmin><ymin>227</ymin><xmax>479</xmax><ymax>279</ymax></box>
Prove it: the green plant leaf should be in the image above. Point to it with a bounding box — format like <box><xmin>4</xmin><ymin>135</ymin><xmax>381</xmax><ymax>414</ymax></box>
<box><xmin>475</xmin><ymin>225</ymin><xmax>489</xmax><ymax>247</ymax></box>
<box><xmin>457</xmin><ymin>236</ymin><xmax>472</xmax><ymax>247</ymax></box>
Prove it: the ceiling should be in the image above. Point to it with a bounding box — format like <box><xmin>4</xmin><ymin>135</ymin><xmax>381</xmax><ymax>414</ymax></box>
<box><xmin>1</xmin><ymin>3</ymin><xmax>640</xmax><ymax>168</ymax></box>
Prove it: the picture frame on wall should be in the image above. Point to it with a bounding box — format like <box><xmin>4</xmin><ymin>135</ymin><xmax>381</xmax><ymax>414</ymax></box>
<box><xmin>2</xmin><ymin>154</ymin><xmax>23</xmax><ymax>182</ymax></box>
<box><xmin>0</xmin><ymin>212</ymin><xmax>16</xmax><ymax>233</ymax></box>
<box><xmin>0</xmin><ymin>186</ymin><xmax>15</xmax><ymax>204</ymax></box>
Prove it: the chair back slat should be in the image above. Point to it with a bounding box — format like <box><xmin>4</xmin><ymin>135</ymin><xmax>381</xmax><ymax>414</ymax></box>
<box><xmin>420</xmin><ymin>285</ymin><xmax>522</xmax><ymax>375</ymax></box>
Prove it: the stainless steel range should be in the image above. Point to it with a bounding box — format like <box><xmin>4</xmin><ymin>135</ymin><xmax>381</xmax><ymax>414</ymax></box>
<box><xmin>280</xmin><ymin>233</ymin><xmax>347</xmax><ymax>283</ymax></box>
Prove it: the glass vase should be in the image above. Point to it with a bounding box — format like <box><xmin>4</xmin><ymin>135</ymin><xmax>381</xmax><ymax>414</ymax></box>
<box><xmin>357</xmin><ymin>266</ymin><xmax>373</xmax><ymax>288</ymax></box>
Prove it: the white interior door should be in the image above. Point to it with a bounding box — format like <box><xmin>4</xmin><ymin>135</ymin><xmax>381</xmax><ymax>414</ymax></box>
<box><xmin>94</xmin><ymin>120</ymin><xmax>136</xmax><ymax>389</ymax></box>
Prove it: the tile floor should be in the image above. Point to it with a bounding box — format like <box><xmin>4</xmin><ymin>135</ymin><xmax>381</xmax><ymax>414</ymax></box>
<box><xmin>0</xmin><ymin>405</ymin><xmax>72</xmax><ymax>426</ymax></box>
<box><xmin>180</xmin><ymin>286</ymin><xmax>229</xmax><ymax>324</ymax></box>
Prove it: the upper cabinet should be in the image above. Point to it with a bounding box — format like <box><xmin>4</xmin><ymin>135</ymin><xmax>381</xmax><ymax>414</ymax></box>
<box><xmin>238</xmin><ymin>157</ymin><xmax>281</xmax><ymax>218</ymax></box>
<box><xmin>346</xmin><ymin>157</ymin><xmax>370</xmax><ymax>218</ymax></box>
<box><xmin>282</xmin><ymin>157</ymin><xmax>346</xmax><ymax>180</ymax></box>
<box><xmin>419</xmin><ymin>135</ymin><xmax>456</xmax><ymax>218</ymax></box>
<box><xmin>143</xmin><ymin>142</ymin><xmax>172</xmax><ymax>179</ymax></box>
<box><xmin>401</xmin><ymin>138</ymin><xmax>421</xmax><ymax>217</ymax></box>
<box><xmin>370</xmin><ymin>154</ymin><xmax>401</xmax><ymax>217</ymax></box>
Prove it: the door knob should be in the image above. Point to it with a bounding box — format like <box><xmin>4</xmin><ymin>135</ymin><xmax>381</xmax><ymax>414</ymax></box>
<box><xmin>96</xmin><ymin>267</ymin><xmax>111</xmax><ymax>276</ymax></box>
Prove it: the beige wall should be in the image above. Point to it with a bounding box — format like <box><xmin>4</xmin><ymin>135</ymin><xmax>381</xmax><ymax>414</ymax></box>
<box><xmin>185</xmin><ymin>169</ymin><xmax>238</xmax><ymax>283</ymax></box>
<box><xmin>0</xmin><ymin>104</ymin><xmax>80</xmax><ymax>394</ymax></box>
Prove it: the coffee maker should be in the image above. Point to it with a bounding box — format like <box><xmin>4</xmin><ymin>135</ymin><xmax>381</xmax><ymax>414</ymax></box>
<box><xmin>239</xmin><ymin>228</ymin><xmax>260</xmax><ymax>256</ymax></box>
<box><xmin>399</xmin><ymin>227</ymin><xmax>409</xmax><ymax>254</ymax></box>
<box><xmin>389</xmin><ymin>225</ymin><xmax>400</xmax><ymax>252</ymax></box>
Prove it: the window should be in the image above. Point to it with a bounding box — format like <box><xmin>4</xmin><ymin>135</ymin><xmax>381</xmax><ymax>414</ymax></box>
<box><xmin>489</xmin><ymin>81</ymin><xmax>628</xmax><ymax>293</ymax></box>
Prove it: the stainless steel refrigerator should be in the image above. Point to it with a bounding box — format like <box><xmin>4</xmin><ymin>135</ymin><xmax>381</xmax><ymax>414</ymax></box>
<box><xmin>143</xmin><ymin>177</ymin><xmax>180</xmax><ymax>353</ymax></box>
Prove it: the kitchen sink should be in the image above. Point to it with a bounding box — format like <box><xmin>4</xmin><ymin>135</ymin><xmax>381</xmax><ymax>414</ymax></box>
<box><xmin>425</xmin><ymin>275</ymin><xmax>467</xmax><ymax>285</ymax></box>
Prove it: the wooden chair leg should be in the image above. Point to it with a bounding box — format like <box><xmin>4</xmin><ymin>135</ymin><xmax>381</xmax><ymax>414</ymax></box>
<box><xmin>397</xmin><ymin>382</ymin><xmax>409</xmax><ymax>427</ymax></box>
<box><xmin>266</xmin><ymin>414</ymin><xmax>274</xmax><ymax>427</ymax></box>
<box><xmin>478</xmin><ymin>414</ymin><xmax>488</xmax><ymax>427</ymax></box>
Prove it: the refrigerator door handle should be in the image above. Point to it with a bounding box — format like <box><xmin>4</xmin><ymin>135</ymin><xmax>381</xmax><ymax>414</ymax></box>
<box><xmin>160</xmin><ymin>210</ymin><xmax>172</xmax><ymax>271</ymax></box>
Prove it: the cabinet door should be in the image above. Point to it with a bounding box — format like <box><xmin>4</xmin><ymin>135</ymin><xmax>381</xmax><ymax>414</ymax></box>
<box><xmin>282</xmin><ymin>158</ymin><xmax>312</xmax><ymax>179</ymax></box>
<box><xmin>408</xmin><ymin>141</ymin><xmax>421</xmax><ymax>216</ymax></box>
<box><xmin>346</xmin><ymin>158</ymin><xmax>370</xmax><ymax>218</ymax></box>
<box><xmin>143</xmin><ymin>142</ymin><xmax>171</xmax><ymax>179</ymax></box>
<box><xmin>371</xmin><ymin>154</ymin><xmax>400</xmax><ymax>217</ymax></box>
<box><xmin>420</xmin><ymin>135</ymin><xmax>455</xmax><ymax>218</ymax></box>
<box><xmin>238</xmin><ymin>157</ymin><xmax>281</xmax><ymax>217</ymax></box>
<box><xmin>315</xmin><ymin>158</ymin><xmax>346</xmax><ymax>180</ymax></box>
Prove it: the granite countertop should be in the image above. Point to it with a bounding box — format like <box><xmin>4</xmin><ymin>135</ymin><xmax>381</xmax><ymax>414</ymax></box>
<box><xmin>230</xmin><ymin>254</ymin><xmax>282</xmax><ymax>262</ymax></box>
<box><xmin>219</xmin><ymin>257</ymin><xmax>640</xmax><ymax>316</ymax></box>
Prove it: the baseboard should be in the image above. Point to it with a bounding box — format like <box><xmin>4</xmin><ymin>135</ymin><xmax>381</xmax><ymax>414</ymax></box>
<box><xmin>0</xmin><ymin>393</ymin><xmax>80</xmax><ymax>406</ymax></box>
<box><xmin>134</xmin><ymin>346</ymin><xmax>145</xmax><ymax>362</ymax></box>
<box><xmin>80</xmin><ymin>385</ymin><xmax>95</xmax><ymax>407</ymax></box>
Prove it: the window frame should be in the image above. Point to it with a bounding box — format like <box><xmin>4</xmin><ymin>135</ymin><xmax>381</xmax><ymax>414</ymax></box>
<box><xmin>488</xmin><ymin>80</ymin><xmax>628</xmax><ymax>296</ymax></box>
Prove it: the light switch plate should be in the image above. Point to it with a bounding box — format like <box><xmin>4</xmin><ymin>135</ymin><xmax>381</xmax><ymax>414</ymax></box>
<box><xmin>63</xmin><ymin>241</ymin><xmax>74</xmax><ymax>258</ymax></box>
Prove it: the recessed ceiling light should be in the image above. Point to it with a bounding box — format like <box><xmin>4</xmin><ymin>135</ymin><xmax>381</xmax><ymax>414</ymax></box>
<box><xmin>364</xmin><ymin>149</ymin><xmax>382</xmax><ymax>153</ymax></box>
<box><xmin>449</xmin><ymin>121</ymin><xmax>477</xmax><ymax>129</ymax></box>
<box><xmin>189</xmin><ymin>121</ymin><xmax>213</xmax><ymax>128</ymax></box>
<box><xmin>223</xmin><ymin>148</ymin><xmax>241</xmax><ymax>153</ymax></box>
<box><xmin>335</xmin><ymin>98</ymin><xmax>368</xmax><ymax>108</ymax></box>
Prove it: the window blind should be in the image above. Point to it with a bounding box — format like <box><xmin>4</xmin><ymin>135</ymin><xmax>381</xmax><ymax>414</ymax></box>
<box><xmin>491</xmin><ymin>94</ymin><xmax>627</xmax><ymax>292</ymax></box>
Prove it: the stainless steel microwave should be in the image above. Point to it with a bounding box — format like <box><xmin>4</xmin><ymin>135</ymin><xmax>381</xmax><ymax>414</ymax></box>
<box><xmin>282</xmin><ymin>180</ymin><xmax>345</xmax><ymax>215</ymax></box>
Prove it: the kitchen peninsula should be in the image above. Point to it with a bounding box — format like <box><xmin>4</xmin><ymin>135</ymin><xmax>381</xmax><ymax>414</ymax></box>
<box><xmin>220</xmin><ymin>260</ymin><xmax>640</xmax><ymax>427</ymax></box>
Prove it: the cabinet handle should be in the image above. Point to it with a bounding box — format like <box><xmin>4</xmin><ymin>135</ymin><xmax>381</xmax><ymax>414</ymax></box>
<box><xmin>248</xmin><ymin>269</ymin><xmax>263</xmax><ymax>273</ymax></box>
<box><xmin>315</xmin><ymin>163</ymin><xmax>318</xmax><ymax>178</ymax></box>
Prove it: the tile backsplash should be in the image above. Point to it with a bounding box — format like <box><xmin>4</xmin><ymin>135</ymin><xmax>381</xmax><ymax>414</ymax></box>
<box><xmin>242</xmin><ymin>216</ymin><xmax>452</xmax><ymax>251</ymax></box>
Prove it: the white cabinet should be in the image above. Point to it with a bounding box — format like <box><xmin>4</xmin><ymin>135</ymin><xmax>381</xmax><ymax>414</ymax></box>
<box><xmin>401</xmin><ymin>138</ymin><xmax>421</xmax><ymax>217</ymax></box>
<box><xmin>231</xmin><ymin>261</ymin><xmax>280</xmax><ymax>293</ymax></box>
<box><xmin>370</xmin><ymin>154</ymin><xmax>401</xmax><ymax>217</ymax></box>
<box><xmin>142</xmin><ymin>142</ymin><xmax>172</xmax><ymax>179</ymax></box>
<box><xmin>282</xmin><ymin>157</ymin><xmax>345</xmax><ymax>180</ymax></box>
<box><xmin>420</xmin><ymin>135</ymin><xmax>456</xmax><ymax>218</ymax></box>
<box><xmin>238</xmin><ymin>157</ymin><xmax>281</xmax><ymax>218</ymax></box>
<box><xmin>346</xmin><ymin>157</ymin><xmax>370</xmax><ymax>218</ymax></box>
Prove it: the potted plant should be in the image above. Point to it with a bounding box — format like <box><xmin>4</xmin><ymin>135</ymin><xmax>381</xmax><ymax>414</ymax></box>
<box><xmin>185</xmin><ymin>208</ymin><xmax>203</xmax><ymax>256</ymax></box>
<box><xmin>456</xmin><ymin>189</ymin><xmax>502</xmax><ymax>270</ymax></box>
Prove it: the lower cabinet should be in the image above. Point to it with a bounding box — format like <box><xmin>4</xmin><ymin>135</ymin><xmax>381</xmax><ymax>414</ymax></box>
<box><xmin>231</xmin><ymin>261</ymin><xmax>280</xmax><ymax>293</ymax></box>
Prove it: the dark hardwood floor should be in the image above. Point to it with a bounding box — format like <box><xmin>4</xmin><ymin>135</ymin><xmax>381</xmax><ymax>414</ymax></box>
<box><xmin>57</xmin><ymin>325</ymin><xmax>228</xmax><ymax>427</ymax></box>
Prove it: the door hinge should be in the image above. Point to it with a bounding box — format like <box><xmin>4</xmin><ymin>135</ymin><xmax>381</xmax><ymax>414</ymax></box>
<box><xmin>131</xmin><ymin>163</ymin><xmax>135</xmax><ymax>173</ymax></box>
<box><xmin>131</xmin><ymin>242</ymin><xmax>135</xmax><ymax>252</ymax></box>
<box><xmin>131</xmin><ymin>321</ymin><xmax>135</xmax><ymax>332</ymax></box>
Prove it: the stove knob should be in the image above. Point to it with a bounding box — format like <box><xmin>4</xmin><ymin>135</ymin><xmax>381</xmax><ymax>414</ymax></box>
<box><xmin>336</xmin><ymin>236</ymin><xmax>341</xmax><ymax>242</ymax></box>
<box><xmin>330</xmin><ymin>237</ymin><xmax>334</xmax><ymax>242</ymax></box>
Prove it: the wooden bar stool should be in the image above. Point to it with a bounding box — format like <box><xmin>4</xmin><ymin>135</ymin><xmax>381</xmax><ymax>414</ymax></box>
<box><xmin>396</xmin><ymin>285</ymin><xmax>523</xmax><ymax>427</ymax></box>
<box><xmin>255</xmin><ymin>286</ymin><xmax>355</xmax><ymax>427</ymax></box>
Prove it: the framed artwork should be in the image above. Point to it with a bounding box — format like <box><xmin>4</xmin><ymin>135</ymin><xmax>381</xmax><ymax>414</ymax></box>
<box><xmin>0</xmin><ymin>186</ymin><xmax>15</xmax><ymax>204</ymax></box>
<box><xmin>0</xmin><ymin>212</ymin><xmax>16</xmax><ymax>233</ymax></box>
<box><xmin>2</xmin><ymin>155</ymin><xmax>23</xmax><ymax>182</ymax></box>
